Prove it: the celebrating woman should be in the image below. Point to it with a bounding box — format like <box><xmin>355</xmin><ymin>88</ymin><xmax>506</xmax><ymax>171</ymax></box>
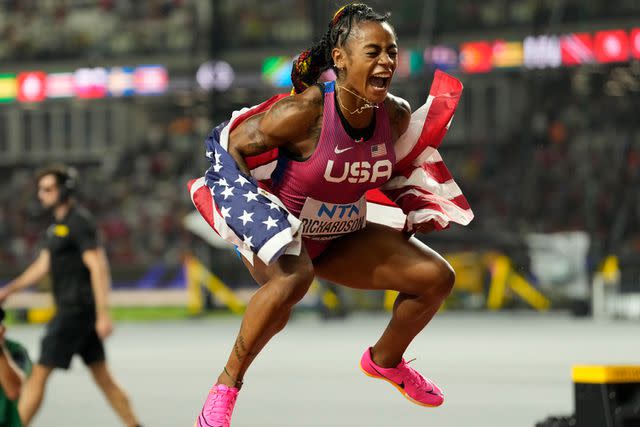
<box><xmin>190</xmin><ymin>4</ymin><xmax>473</xmax><ymax>426</ymax></box>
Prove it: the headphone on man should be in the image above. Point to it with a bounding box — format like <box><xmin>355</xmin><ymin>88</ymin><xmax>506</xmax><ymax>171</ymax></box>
<box><xmin>57</xmin><ymin>167</ymin><xmax>78</xmax><ymax>202</ymax></box>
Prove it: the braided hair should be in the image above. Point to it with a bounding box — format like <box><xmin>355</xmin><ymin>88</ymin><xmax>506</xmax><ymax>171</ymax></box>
<box><xmin>291</xmin><ymin>3</ymin><xmax>391</xmax><ymax>94</ymax></box>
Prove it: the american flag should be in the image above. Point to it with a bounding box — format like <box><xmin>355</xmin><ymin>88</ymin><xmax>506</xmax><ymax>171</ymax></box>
<box><xmin>371</xmin><ymin>143</ymin><xmax>387</xmax><ymax>158</ymax></box>
<box><xmin>189</xmin><ymin>121</ymin><xmax>302</xmax><ymax>265</ymax></box>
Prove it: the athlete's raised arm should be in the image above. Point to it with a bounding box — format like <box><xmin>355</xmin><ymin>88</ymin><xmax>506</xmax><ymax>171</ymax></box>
<box><xmin>228</xmin><ymin>87</ymin><xmax>323</xmax><ymax>174</ymax></box>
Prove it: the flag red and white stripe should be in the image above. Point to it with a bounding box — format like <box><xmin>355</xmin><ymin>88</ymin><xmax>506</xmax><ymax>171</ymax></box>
<box><xmin>366</xmin><ymin>70</ymin><xmax>473</xmax><ymax>231</ymax></box>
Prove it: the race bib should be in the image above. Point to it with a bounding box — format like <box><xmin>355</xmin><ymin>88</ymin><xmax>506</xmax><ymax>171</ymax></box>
<box><xmin>299</xmin><ymin>196</ymin><xmax>367</xmax><ymax>240</ymax></box>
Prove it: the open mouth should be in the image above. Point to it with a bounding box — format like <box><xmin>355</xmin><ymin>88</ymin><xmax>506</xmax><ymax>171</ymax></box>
<box><xmin>368</xmin><ymin>75</ymin><xmax>390</xmax><ymax>89</ymax></box>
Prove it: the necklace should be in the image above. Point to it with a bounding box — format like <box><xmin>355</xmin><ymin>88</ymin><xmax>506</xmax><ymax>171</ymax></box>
<box><xmin>336</xmin><ymin>85</ymin><xmax>379</xmax><ymax>115</ymax></box>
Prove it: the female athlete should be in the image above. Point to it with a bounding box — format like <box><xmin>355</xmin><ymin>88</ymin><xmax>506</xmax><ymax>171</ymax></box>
<box><xmin>192</xmin><ymin>4</ymin><xmax>473</xmax><ymax>426</ymax></box>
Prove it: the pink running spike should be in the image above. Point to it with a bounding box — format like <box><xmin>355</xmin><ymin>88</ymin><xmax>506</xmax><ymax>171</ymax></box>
<box><xmin>195</xmin><ymin>384</ymin><xmax>239</xmax><ymax>427</ymax></box>
<box><xmin>359</xmin><ymin>347</ymin><xmax>444</xmax><ymax>407</ymax></box>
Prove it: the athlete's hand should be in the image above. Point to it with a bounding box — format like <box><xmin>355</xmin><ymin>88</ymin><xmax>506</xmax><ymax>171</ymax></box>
<box><xmin>0</xmin><ymin>325</ymin><xmax>6</xmax><ymax>345</ymax></box>
<box><xmin>413</xmin><ymin>222</ymin><xmax>437</xmax><ymax>234</ymax></box>
<box><xmin>96</xmin><ymin>312</ymin><xmax>114</xmax><ymax>340</ymax></box>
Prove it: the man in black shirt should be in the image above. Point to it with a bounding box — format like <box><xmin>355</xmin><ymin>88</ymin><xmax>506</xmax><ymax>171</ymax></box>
<box><xmin>0</xmin><ymin>165</ymin><xmax>142</xmax><ymax>427</ymax></box>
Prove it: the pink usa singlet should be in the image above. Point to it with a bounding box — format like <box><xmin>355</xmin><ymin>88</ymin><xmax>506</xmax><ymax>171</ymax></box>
<box><xmin>269</xmin><ymin>80</ymin><xmax>395</xmax><ymax>259</ymax></box>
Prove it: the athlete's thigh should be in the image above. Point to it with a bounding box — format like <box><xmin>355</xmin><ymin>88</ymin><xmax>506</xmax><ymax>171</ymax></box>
<box><xmin>313</xmin><ymin>222</ymin><xmax>450</xmax><ymax>293</ymax></box>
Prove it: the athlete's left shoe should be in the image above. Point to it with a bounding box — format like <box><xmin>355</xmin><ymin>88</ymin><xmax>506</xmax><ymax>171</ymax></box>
<box><xmin>195</xmin><ymin>384</ymin><xmax>239</xmax><ymax>427</ymax></box>
<box><xmin>359</xmin><ymin>347</ymin><xmax>444</xmax><ymax>407</ymax></box>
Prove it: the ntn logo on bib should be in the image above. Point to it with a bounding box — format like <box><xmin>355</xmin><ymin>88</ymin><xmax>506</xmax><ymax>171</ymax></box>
<box><xmin>317</xmin><ymin>202</ymin><xmax>362</xmax><ymax>219</ymax></box>
<box><xmin>299</xmin><ymin>196</ymin><xmax>367</xmax><ymax>239</ymax></box>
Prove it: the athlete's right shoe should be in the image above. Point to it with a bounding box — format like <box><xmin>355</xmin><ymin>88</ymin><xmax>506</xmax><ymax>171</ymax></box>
<box><xmin>195</xmin><ymin>384</ymin><xmax>239</xmax><ymax>427</ymax></box>
<box><xmin>359</xmin><ymin>347</ymin><xmax>444</xmax><ymax>407</ymax></box>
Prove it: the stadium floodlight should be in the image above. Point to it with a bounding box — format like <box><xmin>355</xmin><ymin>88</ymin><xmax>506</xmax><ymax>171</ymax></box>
<box><xmin>197</xmin><ymin>60</ymin><xmax>235</xmax><ymax>92</ymax></box>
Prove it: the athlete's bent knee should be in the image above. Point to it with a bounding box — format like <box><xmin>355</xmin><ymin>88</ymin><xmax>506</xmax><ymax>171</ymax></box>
<box><xmin>425</xmin><ymin>260</ymin><xmax>456</xmax><ymax>300</ymax></box>
<box><xmin>406</xmin><ymin>258</ymin><xmax>455</xmax><ymax>299</ymax></box>
<box><xmin>430</xmin><ymin>260</ymin><xmax>455</xmax><ymax>299</ymax></box>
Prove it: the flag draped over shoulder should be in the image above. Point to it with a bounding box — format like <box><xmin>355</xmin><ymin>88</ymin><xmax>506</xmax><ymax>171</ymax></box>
<box><xmin>366</xmin><ymin>70</ymin><xmax>474</xmax><ymax>232</ymax></box>
<box><xmin>187</xmin><ymin>70</ymin><xmax>473</xmax><ymax>265</ymax></box>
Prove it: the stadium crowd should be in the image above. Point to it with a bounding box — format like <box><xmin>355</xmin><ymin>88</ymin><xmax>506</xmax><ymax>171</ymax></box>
<box><xmin>1</xmin><ymin>66</ymin><xmax>639</xmax><ymax>271</ymax></box>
